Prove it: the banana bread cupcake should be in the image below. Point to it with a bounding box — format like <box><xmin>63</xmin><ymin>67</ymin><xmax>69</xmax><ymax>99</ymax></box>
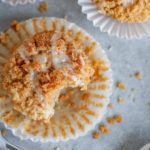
<box><xmin>78</xmin><ymin>0</ymin><xmax>150</xmax><ymax>39</ymax></box>
<box><xmin>92</xmin><ymin>0</ymin><xmax>150</xmax><ymax>23</ymax></box>
<box><xmin>0</xmin><ymin>18</ymin><xmax>112</xmax><ymax>142</ymax></box>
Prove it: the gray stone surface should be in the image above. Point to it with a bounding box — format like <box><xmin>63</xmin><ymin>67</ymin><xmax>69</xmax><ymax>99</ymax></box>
<box><xmin>0</xmin><ymin>0</ymin><xmax>150</xmax><ymax>150</ymax></box>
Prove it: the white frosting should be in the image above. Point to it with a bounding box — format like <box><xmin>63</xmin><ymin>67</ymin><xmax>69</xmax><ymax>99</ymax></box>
<box><xmin>51</xmin><ymin>50</ymin><xmax>70</xmax><ymax>69</ymax></box>
<box><xmin>29</xmin><ymin>71</ymin><xmax>36</xmax><ymax>81</ymax></box>
<box><xmin>35</xmin><ymin>55</ymin><xmax>47</xmax><ymax>64</ymax></box>
<box><xmin>71</xmin><ymin>76</ymin><xmax>84</xmax><ymax>87</ymax></box>
<box><xmin>29</xmin><ymin>71</ymin><xmax>45</xmax><ymax>102</ymax></box>
<box><xmin>51</xmin><ymin>32</ymin><xmax>71</xmax><ymax>69</ymax></box>
<box><xmin>122</xmin><ymin>0</ymin><xmax>134</xmax><ymax>7</ymax></box>
<box><xmin>36</xmin><ymin>87</ymin><xmax>45</xmax><ymax>101</ymax></box>
<box><xmin>79</xmin><ymin>55</ymin><xmax>85</xmax><ymax>65</ymax></box>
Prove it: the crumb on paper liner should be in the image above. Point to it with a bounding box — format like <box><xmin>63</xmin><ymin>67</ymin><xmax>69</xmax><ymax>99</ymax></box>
<box><xmin>0</xmin><ymin>17</ymin><xmax>112</xmax><ymax>142</ymax></box>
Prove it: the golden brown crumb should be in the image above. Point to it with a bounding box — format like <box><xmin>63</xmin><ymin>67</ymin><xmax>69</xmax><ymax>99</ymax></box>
<box><xmin>93</xmin><ymin>0</ymin><xmax>150</xmax><ymax>23</ymax></box>
<box><xmin>117</xmin><ymin>82</ymin><xmax>126</xmax><ymax>91</ymax></box>
<box><xmin>117</xmin><ymin>97</ymin><xmax>125</xmax><ymax>104</ymax></box>
<box><xmin>114</xmin><ymin>115</ymin><xmax>123</xmax><ymax>124</ymax></box>
<box><xmin>107</xmin><ymin>117</ymin><xmax>115</xmax><ymax>125</ymax></box>
<box><xmin>134</xmin><ymin>72</ymin><xmax>142</xmax><ymax>80</ymax></box>
<box><xmin>38</xmin><ymin>2</ymin><xmax>48</xmax><ymax>14</ymax></box>
<box><xmin>99</xmin><ymin>125</ymin><xmax>110</xmax><ymax>135</ymax></box>
<box><xmin>108</xmin><ymin>103</ymin><xmax>113</xmax><ymax>109</ymax></box>
<box><xmin>93</xmin><ymin>131</ymin><xmax>100</xmax><ymax>139</ymax></box>
<box><xmin>11</xmin><ymin>20</ymin><xmax>22</xmax><ymax>31</ymax></box>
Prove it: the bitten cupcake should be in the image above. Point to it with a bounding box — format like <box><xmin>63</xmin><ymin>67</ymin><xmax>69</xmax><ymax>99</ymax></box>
<box><xmin>0</xmin><ymin>18</ymin><xmax>112</xmax><ymax>142</ymax></box>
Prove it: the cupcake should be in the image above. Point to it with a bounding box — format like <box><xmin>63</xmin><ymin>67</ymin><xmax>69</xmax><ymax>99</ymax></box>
<box><xmin>92</xmin><ymin>0</ymin><xmax>150</xmax><ymax>23</ymax></box>
<box><xmin>78</xmin><ymin>0</ymin><xmax>150</xmax><ymax>39</ymax></box>
<box><xmin>0</xmin><ymin>18</ymin><xmax>112</xmax><ymax>142</ymax></box>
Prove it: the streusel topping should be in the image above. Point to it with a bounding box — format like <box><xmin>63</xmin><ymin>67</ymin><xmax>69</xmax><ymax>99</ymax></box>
<box><xmin>2</xmin><ymin>31</ymin><xmax>94</xmax><ymax>121</ymax></box>
<box><xmin>93</xmin><ymin>0</ymin><xmax>150</xmax><ymax>23</ymax></box>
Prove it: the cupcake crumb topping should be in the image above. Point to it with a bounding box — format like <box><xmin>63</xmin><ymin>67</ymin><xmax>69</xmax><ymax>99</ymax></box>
<box><xmin>2</xmin><ymin>31</ymin><xmax>94</xmax><ymax>121</ymax></box>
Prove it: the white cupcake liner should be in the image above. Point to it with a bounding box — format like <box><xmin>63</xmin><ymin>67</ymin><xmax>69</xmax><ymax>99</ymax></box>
<box><xmin>78</xmin><ymin>0</ymin><xmax>150</xmax><ymax>39</ymax></box>
<box><xmin>1</xmin><ymin>0</ymin><xmax>42</xmax><ymax>5</ymax></box>
<box><xmin>0</xmin><ymin>17</ymin><xmax>113</xmax><ymax>142</ymax></box>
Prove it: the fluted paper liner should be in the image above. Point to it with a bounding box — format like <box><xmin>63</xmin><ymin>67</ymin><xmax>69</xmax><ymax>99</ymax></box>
<box><xmin>78</xmin><ymin>0</ymin><xmax>150</xmax><ymax>39</ymax></box>
<box><xmin>0</xmin><ymin>17</ymin><xmax>112</xmax><ymax>142</ymax></box>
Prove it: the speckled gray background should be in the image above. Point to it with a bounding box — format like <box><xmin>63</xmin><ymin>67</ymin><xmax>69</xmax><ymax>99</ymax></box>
<box><xmin>0</xmin><ymin>0</ymin><xmax>150</xmax><ymax>150</ymax></box>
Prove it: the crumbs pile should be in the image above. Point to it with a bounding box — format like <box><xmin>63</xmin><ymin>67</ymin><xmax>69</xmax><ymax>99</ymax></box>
<box><xmin>92</xmin><ymin>0</ymin><xmax>150</xmax><ymax>23</ymax></box>
<box><xmin>0</xmin><ymin>18</ymin><xmax>112</xmax><ymax>141</ymax></box>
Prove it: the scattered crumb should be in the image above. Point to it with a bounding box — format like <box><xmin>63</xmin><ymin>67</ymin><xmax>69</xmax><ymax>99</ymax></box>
<box><xmin>129</xmin><ymin>74</ymin><xmax>133</xmax><ymax>78</ymax></box>
<box><xmin>134</xmin><ymin>72</ymin><xmax>142</xmax><ymax>80</ymax></box>
<box><xmin>99</xmin><ymin>125</ymin><xmax>110</xmax><ymax>135</ymax></box>
<box><xmin>1</xmin><ymin>129</ymin><xmax>8</xmax><ymax>136</ymax></box>
<box><xmin>114</xmin><ymin>115</ymin><xmax>123</xmax><ymax>124</ymax></box>
<box><xmin>11</xmin><ymin>20</ymin><xmax>22</xmax><ymax>31</ymax></box>
<box><xmin>107</xmin><ymin>117</ymin><xmax>115</xmax><ymax>125</ymax></box>
<box><xmin>93</xmin><ymin>131</ymin><xmax>100</xmax><ymax>139</ymax></box>
<box><xmin>116</xmin><ymin>82</ymin><xmax>126</xmax><ymax>91</ymax></box>
<box><xmin>117</xmin><ymin>97</ymin><xmax>125</xmax><ymax>104</ymax></box>
<box><xmin>38</xmin><ymin>1</ymin><xmax>48</xmax><ymax>13</ymax></box>
<box><xmin>108</xmin><ymin>103</ymin><xmax>114</xmax><ymax>109</ymax></box>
